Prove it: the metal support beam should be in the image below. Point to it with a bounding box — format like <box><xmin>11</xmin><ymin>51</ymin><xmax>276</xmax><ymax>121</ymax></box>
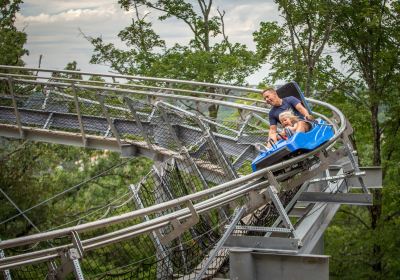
<box><xmin>230</xmin><ymin>225</ymin><xmax>292</xmax><ymax>234</ymax></box>
<box><xmin>195</xmin><ymin>207</ymin><xmax>245</xmax><ymax>280</ymax></box>
<box><xmin>328</xmin><ymin>166</ymin><xmax>382</xmax><ymax>189</ymax></box>
<box><xmin>298</xmin><ymin>192</ymin><xmax>373</xmax><ymax>205</ymax></box>
<box><xmin>55</xmin><ymin>249</ymin><xmax>85</xmax><ymax>280</ymax></box>
<box><xmin>157</xmin><ymin>200</ymin><xmax>200</xmax><ymax>244</ymax></box>
<box><xmin>237</xmin><ymin>114</ymin><xmax>252</xmax><ymax>138</ymax></box>
<box><xmin>341</xmin><ymin>120</ymin><xmax>369</xmax><ymax>194</ymax></box>
<box><xmin>225</xmin><ymin>236</ymin><xmax>299</xmax><ymax>252</ymax></box>
<box><xmin>232</xmin><ymin>145</ymin><xmax>254</xmax><ymax>170</ymax></box>
<box><xmin>282</xmin><ymin>147</ymin><xmax>347</xmax><ymax>189</ymax></box>
<box><xmin>157</xmin><ymin>105</ymin><xmax>209</xmax><ymax>190</ymax></box>
<box><xmin>229</xmin><ymin>251</ymin><xmax>328</xmax><ymax>280</ymax></box>
<box><xmin>7</xmin><ymin>78</ymin><xmax>24</xmax><ymax>138</ymax></box>
<box><xmin>0</xmin><ymin>239</ymin><xmax>12</xmax><ymax>280</ymax></box>
<box><xmin>267</xmin><ymin>185</ymin><xmax>299</xmax><ymax>240</ymax></box>
<box><xmin>43</xmin><ymin>112</ymin><xmax>53</xmax><ymax>129</ymax></box>
<box><xmin>97</xmin><ymin>94</ymin><xmax>122</xmax><ymax>148</ymax></box>
<box><xmin>71</xmin><ymin>84</ymin><xmax>87</xmax><ymax>146</ymax></box>
<box><xmin>124</xmin><ymin>96</ymin><xmax>154</xmax><ymax>151</ymax></box>
<box><xmin>296</xmin><ymin>168</ymin><xmax>349</xmax><ymax>254</ymax></box>
<box><xmin>71</xmin><ymin>231</ymin><xmax>84</xmax><ymax>259</ymax></box>
<box><xmin>266</xmin><ymin>181</ymin><xmax>311</xmax><ymax>237</ymax></box>
<box><xmin>309</xmin><ymin>171</ymin><xmax>365</xmax><ymax>184</ymax></box>
<box><xmin>72</xmin><ymin>258</ymin><xmax>85</xmax><ymax>280</ymax></box>
<box><xmin>129</xmin><ymin>184</ymin><xmax>173</xmax><ymax>278</ymax></box>
<box><xmin>196</xmin><ymin>118</ymin><xmax>238</xmax><ymax>181</ymax></box>
<box><xmin>129</xmin><ymin>184</ymin><xmax>169</xmax><ymax>256</ymax></box>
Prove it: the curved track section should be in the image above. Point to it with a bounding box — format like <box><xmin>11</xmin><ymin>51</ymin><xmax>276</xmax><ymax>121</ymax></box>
<box><xmin>0</xmin><ymin>66</ymin><xmax>368</xmax><ymax>279</ymax></box>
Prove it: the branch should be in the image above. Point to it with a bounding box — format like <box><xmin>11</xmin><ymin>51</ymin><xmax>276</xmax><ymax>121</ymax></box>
<box><xmin>217</xmin><ymin>8</ymin><xmax>232</xmax><ymax>53</ymax></box>
<box><xmin>0</xmin><ymin>140</ymin><xmax>29</xmax><ymax>162</ymax></box>
<box><xmin>141</xmin><ymin>1</ymin><xmax>199</xmax><ymax>40</ymax></box>
<box><xmin>322</xmin><ymin>69</ymin><xmax>356</xmax><ymax>94</ymax></box>
<box><xmin>198</xmin><ymin>0</ymin><xmax>206</xmax><ymax>14</ymax></box>
<box><xmin>288</xmin><ymin>22</ymin><xmax>300</xmax><ymax>66</ymax></box>
<box><xmin>297</xmin><ymin>0</ymin><xmax>312</xmax><ymax>59</ymax></box>
<box><xmin>284</xmin><ymin>6</ymin><xmax>308</xmax><ymax>61</ymax></box>
<box><xmin>314</xmin><ymin>19</ymin><xmax>334</xmax><ymax>62</ymax></box>
<box><xmin>384</xmin><ymin>210</ymin><xmax>400</xmax><ymax>222</ymax></box>
<box><xmin>338</xmin><ymin>208</ymin><xmax>371</xmax><ymax>229</ymax></box>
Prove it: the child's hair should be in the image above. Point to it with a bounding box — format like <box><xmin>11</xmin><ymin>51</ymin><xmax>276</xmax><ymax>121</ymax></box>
<box><xmin>279</xmin><ymin>110</ymin><xmax>299</xmax><ymax>123</ymax></box>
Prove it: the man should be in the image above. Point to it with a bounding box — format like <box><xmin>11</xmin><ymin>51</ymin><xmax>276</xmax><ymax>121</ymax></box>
<box><xmin>263</xmin><ymin>87</ymin><xmax>313</xmax><ymax>147</ymax></box>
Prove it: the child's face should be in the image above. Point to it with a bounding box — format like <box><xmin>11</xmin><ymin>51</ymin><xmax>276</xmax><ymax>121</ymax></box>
<box><xmin>280</xmin><ymin>116</ymin><xmax>292</xmax><ymax>127</ymax></box>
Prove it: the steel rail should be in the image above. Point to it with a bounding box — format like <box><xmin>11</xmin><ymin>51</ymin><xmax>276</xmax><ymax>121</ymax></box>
<box><xmin>0</xmin><ymin>150</ymin><xmax>345</xmax><ymax>264</ymax></box>
<box><xmin>49</xmin><ymin>91</ymin><xmax>244</xmax><ymax>136</ymax></box>
<box><xmin>0</xmin><ymin>76</ymin><xmax>341</xmax><ymax>131</ymax></box>
<box><xmin>0</xmin><ymin>114</ymin><xmax>343</xmax><ymax>252</ymax></box>
<box><xmin>0</xmin><ymin>72</ymin><xmax>266</xmax><ymax>105</ymax></box>
<box><xmin>0</xmin><ymin>94</ymin><xmax>346</xmax><ymax>251</ymax></box>
<box><xmin>0</xmin><ymin>179</ymin><xmax>268</xmax><ymax>270</ymax></box>
<box><xmin>0</xmin><ymin>77</ymin><xmax>269</xmax><ymax>115</ymax></box>
<box><xmin>0</xmin><ymin>68</ymin><xmax>347</xmax><ymax>273</ymax></box>
<box><xmin>0</xmin><ymin>65</ymin><xmax>262</xmax><ymax>93</ymax></box>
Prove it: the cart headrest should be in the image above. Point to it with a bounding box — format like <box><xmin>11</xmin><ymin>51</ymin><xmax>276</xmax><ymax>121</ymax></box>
<box><xmin>276</xmin><ymin>81</ymin><xmax>312</xmax><ymax>114</ymax></box>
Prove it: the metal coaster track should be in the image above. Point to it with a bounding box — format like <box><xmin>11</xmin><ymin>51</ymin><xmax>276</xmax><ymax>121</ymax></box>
<box><xmin>0</xmin><ymin>65</ymin><xmax>375</xmax><ymax>279</ymax></box>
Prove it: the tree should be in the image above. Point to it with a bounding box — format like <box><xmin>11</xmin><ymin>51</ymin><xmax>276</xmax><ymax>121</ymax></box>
<box><xmin>50</xmin><ymin>61</ymin><xmax>83</xmax><ymax>82</ymax></box>
<box><xmin>253</xmin><ymin>0</ymin><xmax>400</xmax><ymax>278</ymax></box>
<box><xmin>0</xmin><ymin>139</ymin><xmax>153</xmax><ymax>239</ymax></box>
<box><xmin>329</xmin><ymin>0</ymin><xmax>400</xmax><ymax>277</ymax></box>
<box><xmin>253</xmin><ymin>0</ymin><xmax>341</xmax><ymax>96</ymax></box>
<box><xmin>86</xmin><ymin>1</ymin><xmax>165</xmax><ymax>75</ymax></box>
<box><xmin>87</xmin><ymin>0</ymin><xmax>260</xmax><ymax>119</ymax></box>
<box><xmin>0</xmin><ymin>0</ymin><xmax>28</xmax><ymax>66</ymax></box>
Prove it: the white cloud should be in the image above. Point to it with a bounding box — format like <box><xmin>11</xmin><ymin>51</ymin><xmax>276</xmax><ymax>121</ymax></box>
<box><xmin>17</xmin><ymin>6</ymin><xmax>118</xmax><ymax>24</ymax></box>
<box><xmin>224</xmin><ymin>4</ymin><xmax>278</xmax><ymax>35</ymax></box>
<box><xmin>16</xmin><ymin>0</ymin><xmax>279</xmax><ymax>84</ymax></box>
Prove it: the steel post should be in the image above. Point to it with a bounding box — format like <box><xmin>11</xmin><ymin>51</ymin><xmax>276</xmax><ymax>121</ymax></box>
<box><xmin>71</xmin><ymin>84</ymin><xmax>87</xmax><ymax>146</ymax></box>
<box><xmin>7</xmin><ymin>78</ymin><xmax>23</xmax><ymax>138</ymax></box>
<box><xmin>97</xmin><ymin>93</ymin><xmax>122</xmax><ymax>148</ymax></box>
<box><xmin>195</xmin><ymin>207</ymin><xmax>245</xmax><ymax>280</ymax></box>
<box><xmin>0</xmin><ymin>239</ymin><xmax>12</xmax><ymax>280</ymax></box>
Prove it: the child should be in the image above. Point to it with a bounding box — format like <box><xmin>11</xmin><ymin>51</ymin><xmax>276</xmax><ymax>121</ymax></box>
<box><xmin>256</xmin><ymin>110</ymin><xmax>300</xmax><ymax>152</ymax></box>
<box><xmin>279</xmin><ymin>110</ymin><xmax>300</xmax><ymax>138</ymax></box>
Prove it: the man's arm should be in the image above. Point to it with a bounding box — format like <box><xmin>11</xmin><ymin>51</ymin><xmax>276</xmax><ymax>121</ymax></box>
<box><xmin>294</xmin><ymin>103</ymin><xmax>313</xmax><ymax>120</ymax></box>
<box><xmin>267</xmin><ymin>124</ymin><xmax>278</xmax><ymax>147</ymax></box>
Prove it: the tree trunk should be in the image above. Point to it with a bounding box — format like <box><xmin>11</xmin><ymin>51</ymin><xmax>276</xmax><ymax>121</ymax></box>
<box><xmin>305</xmin><ymin>63</ymin><xmax>314</xmax><ymax>97</ymax></box>
<box><xmin>369</xmin><ymin>102</ymin><xmax>382</xmax><ymax>275</ymax></box>
<box><xmin>370</xmin><ymin>104</ymin><xmax>381</xmax><ymax>166</ymax></box>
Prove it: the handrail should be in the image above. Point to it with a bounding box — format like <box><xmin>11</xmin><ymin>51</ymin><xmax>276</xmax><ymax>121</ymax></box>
<box><xmin>0</xmin><ymin>72</ymin><xmax>266</xmax><ymax>105</ymax></box>
<box><xmin>0</xmin><ymin>66</ymin><xmax>347</xmax><ymax>271</ymax></box>
<box><xmin>0</xmin><ymin>99</ymin><xmax>345</xmax><ymax>250</ymax></box>
<box><xmin>0</xmin><ymin>77</ymin><xmax>269</xmax><ymax>115</ymax></box>
<box><xmin>0</xmin><ymin>65</ymin><xmax>261</xmax><ymax>93</ymax></box>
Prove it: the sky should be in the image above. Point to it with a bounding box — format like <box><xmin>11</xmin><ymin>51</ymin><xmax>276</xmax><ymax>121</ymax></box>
<box><xmin>15</xmin><ymin>0</ymin><xmax>280</xmax><ymax>85</ymax></box>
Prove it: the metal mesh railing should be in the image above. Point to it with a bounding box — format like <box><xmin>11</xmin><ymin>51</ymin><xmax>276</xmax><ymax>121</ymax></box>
<box><xmin>0</xmin><ymin>66</ymin><xmax>347</xmax><ymax>280</ymax></box>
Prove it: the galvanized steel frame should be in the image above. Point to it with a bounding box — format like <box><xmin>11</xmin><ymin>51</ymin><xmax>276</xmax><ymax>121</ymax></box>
<box><xmin>0</xmin><ymin>65</ymin><xmax>354</xmax><ymax>275</ymax></box>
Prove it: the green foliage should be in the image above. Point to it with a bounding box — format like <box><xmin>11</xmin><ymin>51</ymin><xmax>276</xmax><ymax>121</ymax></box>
<box><xmin>0</xmin><ymin>139</ymin><xmax>153</xmax><ymax>240</ymax></box>
<box><xmin>253</xmin><ymin>0</ymin><xmax>341</xmax><ymax>96</ymax></box>
<box><xmin>0</xmin><ymin>0</ymin><xmax>28</xmax><ymax>66</ymax></box>
<box><xmin>89</xmin><ymin>0</ymin><xmax>259</xmax><ymax>83</ymax></box>
<box><xmin>87</xmin><ymin>0</ymin><xmax>260</xmax><ymax>121</ymax></box>
<box><xmin>51</xmin><ymin>60</ymin><xmax>83</xmax><ymax>81</ymax></box>
<box><xmin>253</xmin><ymin>1</ymin><xmax>400</xmax><ymax>278</ymax></box>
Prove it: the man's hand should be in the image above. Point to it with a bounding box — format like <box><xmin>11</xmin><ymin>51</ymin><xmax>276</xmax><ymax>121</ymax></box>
<box><xmin>305</xmin><ymin>114</ymin><xmax>315</xmax><ymax>121</ymax></box>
